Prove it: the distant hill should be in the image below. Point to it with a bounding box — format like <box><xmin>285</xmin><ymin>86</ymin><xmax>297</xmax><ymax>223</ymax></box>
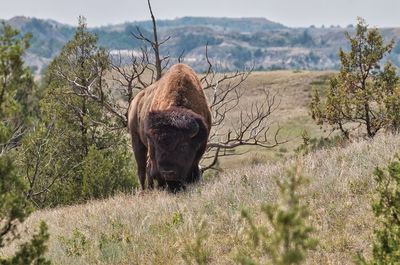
<box><xmin>109</xmin><ymin>16</ymin><xmax>287</xmax><ymax>32</ymax></box>
<box><xmin>2</xmin><ymin>16</ymin><xmax>400</xmax><ymax>73</ymax></box>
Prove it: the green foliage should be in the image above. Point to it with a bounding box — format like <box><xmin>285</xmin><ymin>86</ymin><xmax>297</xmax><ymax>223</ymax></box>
<box><xmin>1</xmin><ymin>222</ymin><xmax>50</xmax><ymax>265</ymax></box>
<box><xmin>295</xmin><ymin>130</ymin><xmax>347</xmax><ymax>155</ymax></box>
<box><xmin>310</xmin><ymin>18</ymin><xmax>400</xmax><ymax>138</ymax></box>
<box><xmin>235</xmin><ymin>166</ymin><xmax>317</xmax><ymax>265</ymax></box>
<box><xmin>0</xmin><ymin>22</ymin><xmax>50</xmax><ymax>265</ymax></box>
<box><xmin>182</xmin><ymin>221</ymin><xmax>211</xmax><ymax>265</ymax></box>
<box><xmin>81</xmin><ymin>146</ymin><xmax>136</xmax><ymax>199</ymax></box>
<box><xmin>98</xmin><ymin>221</ymin><xmax>130</xmax><ymax>263</ymax></box>
<box><xmin>169</xmin><ymin>211</ymin><xmax>184</xmax><ymax>227</ymax></box>
<box><xmin>98</xmin><ymin>233</ymin><xmax>123</xmax><ymax>263</ymax></box>
<box><xmin>381</xmin><ymin>63</ymin><xmax>400</xmax><ymax>134</ymax></box>
<box><xmin>356</xmin><ymin>155</ymin><xmax>400</xmax><ymax>265</ymax></box>
<box><xmin>0</xmin><ymin>22</ymin><xmax>37</xmax><ymax>148</ymax></box>
<box><xmin>58</xmin><ymin>221</ymin><xmax>132</xmax><ymax>263</ymax></box>
<box><xmin>58</xmin><ymin>229</ymin><xmax>88</xmax><ymax>257</ymax></box>
<box><xmin>0</xmin><ymin>155</ymin><xmax>30</xmax><ymax>248</ymax></box>
<box><xmin>17</xmin><ymin>17</ymin><xmax>137</xmax><ymax>207</ymax></box>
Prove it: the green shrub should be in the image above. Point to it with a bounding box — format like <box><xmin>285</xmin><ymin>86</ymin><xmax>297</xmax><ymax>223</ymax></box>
<box><xmin>98</xmin><ymin>221</ymin><xmax>130</xmax><ymax>263</ymax></box>
<box><xmin>81</xmin><ymin>145</ymin><xmax>137</xmax><ymax>200</ymax></box>
<box><xmin>17</xmin><ymin>17</ymin><xmax>138</xmax><ymax>208</ymax></box>
<box><xmin>58</xmin><ymin>229</ymin><xmax>89</xmax><ymax>257</ymax></box>
<box><xmin>310</xmin><ymin>18</ymin><xmax>400</xmax><ymax>138</ymax></box>
<box><xmin>235</xmin><ymin>165</ymin><xmax>317</xmax><ymax>265</ymax></box>
<box><xmin>356</xmin><ymin>155</ymin><xmax>400</xmax><ymax>264</ymax></box>
<box><xmin>182</xmin><ymin>221</ymin><xmax>210</xmax><ymax>265</ymax></box>
<box><xmin>0</xmin><ymin>22</ymin><xmax>50</xmax><ymax>265</ymax></box>
<box><xmin>1</xmin><ymin>222</ymin><xmax>50</xmax><ymax>265</ymax></box>
<box><xmin>296</xmin><ymin>130</ymin><xmax>347</xmax><ymax>155</ymax></box>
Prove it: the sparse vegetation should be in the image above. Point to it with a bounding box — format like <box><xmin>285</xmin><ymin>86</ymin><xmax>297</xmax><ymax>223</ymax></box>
<box><xmin>356</xmin><ymin>155</ymin><xmax>400</xmax><ymax>264</ymax></box>
<box><xmin>235</xmin><ymin>165</ymin><xmax>317</xmax><ymax>265</ymax></box>
<box><xmin>311</xmin><ymin>18</ymin><xmax>400</xmax><ymax>138</ymax></box>
<box><xmin>182</xmin><ymin>221</ymin><xmax>210</xmax><ymax>265</ymax></box>
<box><xmin>58</xmin><ymin>229</ymin><xmax>88</xmax><ymax>257</ymax></box>
<box><xmin>2</xmin><ymin>134</ymin><xmax>398</xmax><ymax>264</ymax></box>
<box><xmin>295</xmin><ymin>130</ymin><xmax>347</xmax><ymax>155</ymax></box>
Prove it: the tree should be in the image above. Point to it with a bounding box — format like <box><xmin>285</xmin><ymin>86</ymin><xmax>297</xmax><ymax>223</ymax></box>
<box><xmin>357</xmin><ymin>155</ymin><xmax>400</xmax><ymax>264</ymax></box>
<box><xmin>0</xmin><ymin>22</ymin><xmax>49</xmax><ymax>265</ymax></box>
<box><xmin>17</xmin><ymin>17</ymin><xmax>136</xmax><ymax>207</ymax></box>
<box><xmin>310</xmin><ymin>18</ymin><xmax>400</xmax><ymax>138</ymax></box>
<box><xmin>110</xmin><ymin>0</ymin><xmax>283</xmax><ymax>173</ymax></box>
<box><xmin>0</xmin><ymin>22</ymin><xmax>37</xmax><ymax>152</ymax></box>
<box><xmin>235</xmin><ymin>164</ymin><xmax>317</xmax><ymax>265</ymax></box>
<box><xmin>0</xmin><ymin>153</ymin><xmax>50</xmax><ymax>265</ymax></box>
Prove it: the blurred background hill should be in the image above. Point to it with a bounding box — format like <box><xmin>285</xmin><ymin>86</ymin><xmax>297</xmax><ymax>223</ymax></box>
<box><xmin>3</xmin><ymin>16</ymin><xmax>400</xmax><ymax>74</ymax></box>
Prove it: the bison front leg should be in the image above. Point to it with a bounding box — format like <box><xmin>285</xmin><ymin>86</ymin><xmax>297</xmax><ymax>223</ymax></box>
<box><xmin>187</xmin><ymin>143</ymin><xmax>207</xmax><ymax>183</ymax></box>
<box><xmin>146</xmin><ymin>159</ymin><xmax>165</xmax><ymax>189</ymax></box>
<box><xmin>186</xmin><ymin>164</ymin><xmax>202</xmax><ymax>183</ymax></box>
<box><xmin>187</xmin><ymin>151</ymin><xmax>205</xmax><ymax>183</ymax></box>
<box><xmin>146</xmin><ymin>161</ymin><xmax>155</xmax><ymax>189</ymax></box>
<box><xmin>132</xmin><ymin>136</ymin><xmax>147</xmax><ymax>190</ymax></box>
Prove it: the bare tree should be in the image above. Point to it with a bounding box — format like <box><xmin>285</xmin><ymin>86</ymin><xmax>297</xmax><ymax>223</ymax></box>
<box><xmin>110</xmin><ymin>0</ymin><xmax>170</xmax><ymax>117</ymax></box>
<box><xmin>110</xmin><ymin>1</ymin><xmax>284</xmax><ymax>171</ymax></box>
<box><xmin>199</xmin><ymin>45</ymin><xmax>283</xmax><ymax>170</ymax></box>
<box><xmin>55</xmin><ymin>0</ymin><xmax>283</xmax><ymax>173</ymax></box>
<box><xmin>111</xmin><ymin>49</ymin><xmax>149</xmax><ymax>105</ymax></box>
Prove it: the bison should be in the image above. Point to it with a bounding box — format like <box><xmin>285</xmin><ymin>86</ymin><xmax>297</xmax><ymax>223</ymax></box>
<box><xmin>128</xmin><ymin>63</ymin><xmax>212</xmax><ymax>191</ymax></box>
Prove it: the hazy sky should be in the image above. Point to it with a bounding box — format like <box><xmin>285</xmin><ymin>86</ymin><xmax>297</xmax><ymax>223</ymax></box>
<box><xmin>1</xmin><ymin>0</ymin><xmax>399</xmax><ymax>28</ymax></box>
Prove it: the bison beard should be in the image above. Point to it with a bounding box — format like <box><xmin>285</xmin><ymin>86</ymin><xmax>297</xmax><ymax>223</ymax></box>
<box><xmin>128</xmin><ymin>63</ymin><xmax>211</xmax><ymax>192</ymax></box>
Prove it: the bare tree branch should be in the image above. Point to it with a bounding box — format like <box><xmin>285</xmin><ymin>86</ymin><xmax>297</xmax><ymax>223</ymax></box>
<box><xmin>178</xmin><ymin>49</ymin><xmax>185</xmax><ymax>63</ymax></box>
<box><xmin>199</xmin><ymin>49</ymin><xmax>284</xmax><ymax>170</ymax></box>
<box><xmin>0</xmin><ymin>120</ymin><xmax>25</xmax><ymax>155</ymax></box>
<box><xmin>88</xmin><ymin>0</ymin><xmax>284</xmax><ymax>173</ymax></box>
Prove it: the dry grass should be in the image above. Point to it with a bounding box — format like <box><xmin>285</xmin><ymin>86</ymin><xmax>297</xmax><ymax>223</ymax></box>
<box><xmin>3</xmin><ymin>133</ymin><xmax>400</xmax><ymax>264</ymax></box>
<box><xmin>3</xmin><ymin>70</ymin><xmax>395</xmax><ymax>264</ymax></box>
<box><xmin>214</xmin><ymin>70</ymin><xmax>335</xmax><ymax>167</ymax></box>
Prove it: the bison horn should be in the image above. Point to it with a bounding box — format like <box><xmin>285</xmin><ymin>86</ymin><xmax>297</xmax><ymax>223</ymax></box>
<box><xmin>190</xmin><ymin>121</ymin><xmax>199</xmax><ymax>138</ymax></box>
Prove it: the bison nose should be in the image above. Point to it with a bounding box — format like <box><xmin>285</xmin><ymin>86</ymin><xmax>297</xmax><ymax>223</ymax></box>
<box><xmin>160</xmin><ymin>170</ymin><xmax>177</xmax><ymax>181</ymax></box>
<box><xmin>160</xmin><ymin>170</ymin><xmax>175</xmax><ymax>176</ymax></box>
<box><xmin>159</xmin><ymin>168</ymin><xmax>175</xmax><ymax>174</ymax></box>
<box><xmin>159</xmin><ymin>163</ymin><xmax>178</xmax><ymax>181</ymax></box>
<box><xmin>159</xmin><ymin>163</ymin><xmax>176</xmax><ymax>174</ymax></box>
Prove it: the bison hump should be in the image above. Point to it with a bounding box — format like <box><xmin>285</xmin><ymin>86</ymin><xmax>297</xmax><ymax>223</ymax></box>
<box><xmin>150</xmin><ymin>64</ymin><xmax>207</xmax><ymax>112</ymax></box>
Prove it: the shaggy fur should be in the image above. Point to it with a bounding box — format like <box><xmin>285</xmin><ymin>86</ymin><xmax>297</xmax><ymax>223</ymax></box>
<box><xmin>144</xmin><ymin>108</ymin><xmax>209</xmax><ymax>146</ymax></box>
<box><xmin>127</xmin><ymin>64</ymin><xmax>211</xmax><ymax>190</ymax></box>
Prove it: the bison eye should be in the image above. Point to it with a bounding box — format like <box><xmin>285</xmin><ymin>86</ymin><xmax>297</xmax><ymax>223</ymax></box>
<box><xmin>177</xmin><ymin>143</ymin><xmax>189</xmax><ymax>152</ymax></box>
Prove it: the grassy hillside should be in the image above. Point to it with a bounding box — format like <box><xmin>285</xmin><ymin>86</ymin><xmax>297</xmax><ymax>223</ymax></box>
<box><xmin>2</xmin><ymin>70</ymin><xmax>399</xmax><ymax>264</ymax></box>
<box><xmin>3</xmin><ymin>133</ymin><xmax>399</xmax><ymax>264</ymax></box>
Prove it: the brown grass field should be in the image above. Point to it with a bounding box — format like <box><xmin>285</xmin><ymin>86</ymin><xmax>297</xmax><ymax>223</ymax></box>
<box><xmin>3</xmin><ymin>70</ymin><xmax>399</xmax><ymax>264</ymax></box>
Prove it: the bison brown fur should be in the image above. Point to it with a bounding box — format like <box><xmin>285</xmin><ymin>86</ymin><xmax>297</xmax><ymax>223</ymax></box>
<box><xmin>128</xmin><ymin>63</ymin><xmax>211</xmax><ymax>191</ymax></box>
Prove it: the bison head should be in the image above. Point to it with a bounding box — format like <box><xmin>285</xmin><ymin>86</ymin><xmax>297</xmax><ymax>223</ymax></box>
<box><xmin>144</xmin><ymin>107</ymin><xmax>209</xmax><ymax>185</ymax></box>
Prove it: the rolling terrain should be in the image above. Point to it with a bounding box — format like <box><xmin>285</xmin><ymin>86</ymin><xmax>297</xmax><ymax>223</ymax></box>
<box><xmin>3</xmin><ymin>16</ymin><xmax>400</xmax><ymax>73</ymax></box>
<box><xmin>2</xmin><ymin>71</ymin><xmax>398</xmax><ymax>264</ymax></box>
